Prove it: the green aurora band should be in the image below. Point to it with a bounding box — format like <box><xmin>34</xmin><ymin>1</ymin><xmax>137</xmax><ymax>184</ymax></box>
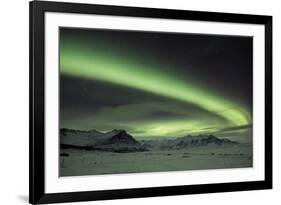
<box><xmin>60</xmin><ymin>36</ymin><xmax>252</xmax><ymax>138</ymax></box>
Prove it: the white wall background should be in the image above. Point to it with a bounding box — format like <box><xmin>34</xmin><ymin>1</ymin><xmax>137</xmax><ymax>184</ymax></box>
<box><xmin>0</xmin><ymin>0</ymin><xmax>279</xmax><ymax>204</ymax></box>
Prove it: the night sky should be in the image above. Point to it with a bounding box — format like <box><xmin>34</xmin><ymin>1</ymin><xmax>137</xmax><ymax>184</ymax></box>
<box><xmin>59</xmin><ymin>27</ymin><xmax>253</xmax><ymax>142</ymax></box>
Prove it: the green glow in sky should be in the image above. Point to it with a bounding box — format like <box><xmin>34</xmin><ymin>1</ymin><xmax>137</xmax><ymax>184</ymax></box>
<box><xmin>60</xmin><ymin>39</ymin><xmax>251</xmax><ymax>130</ymax></box>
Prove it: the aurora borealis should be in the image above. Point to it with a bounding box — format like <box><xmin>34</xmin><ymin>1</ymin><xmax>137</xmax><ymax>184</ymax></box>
<box><xmin>59</xmin><ymin>28</ymin><xmax>253</xmax><ymax>142</ymax></box>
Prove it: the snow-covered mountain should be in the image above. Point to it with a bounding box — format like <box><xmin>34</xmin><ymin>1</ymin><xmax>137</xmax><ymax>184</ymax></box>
<box><xmin>61</xmin><ymin>128</ymin><xmax>238</xmax><ymax>152</ymax></box>
<box><xmin>141</xmin><ymin>135</ymin><xmax>238</xmax><ymax>150</ymax></box>
<box><xmin>60</xmin><ymin>128</ymin><xmax>147</xmax><ymax>152</ymax></box>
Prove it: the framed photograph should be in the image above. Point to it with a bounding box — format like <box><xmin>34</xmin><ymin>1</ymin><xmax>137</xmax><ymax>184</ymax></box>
<box><xmin>29</xmin><ymin>0</ymin><xmax>272</xmax><ymax>204</ymax></box>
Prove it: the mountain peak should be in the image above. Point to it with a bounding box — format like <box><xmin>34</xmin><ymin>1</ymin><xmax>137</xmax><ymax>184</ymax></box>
<box><xmin>60</xmin><ymin>128</ymin><xmax>146</xmax><ymax>152</ymax></box>
<box><xmin>104</xmin><ymin>130</ymin><xmax>140</xmax><ymax>145</ymax></box>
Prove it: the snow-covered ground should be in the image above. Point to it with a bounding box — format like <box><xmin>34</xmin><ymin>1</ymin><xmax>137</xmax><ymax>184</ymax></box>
<box><xmin>60</xmin><ymin>144</ymin><xmax>252</xmax><ymax>177</ymax></box>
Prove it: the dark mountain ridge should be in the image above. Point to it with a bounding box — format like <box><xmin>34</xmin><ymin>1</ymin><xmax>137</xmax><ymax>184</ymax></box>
<box><xmin>60</xmin><ymin>128</ymin><xmax>238</xmax><ymax>152</ymax></box>
<box><xmin>60</xmin><ymin>128</ymin><xmax>146</xmax><ymax>152</ymax></box>
<box><xmin>141</xmin><ymin>134</ymin><xmax>238</xmax><ymax>150</ymax></box>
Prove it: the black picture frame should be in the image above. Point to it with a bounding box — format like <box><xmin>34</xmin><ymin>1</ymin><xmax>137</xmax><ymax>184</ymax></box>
<box><xmin>29</xmin><ymin>1</ymin><xmax>272</xmax><ymax>204</ymax></box>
